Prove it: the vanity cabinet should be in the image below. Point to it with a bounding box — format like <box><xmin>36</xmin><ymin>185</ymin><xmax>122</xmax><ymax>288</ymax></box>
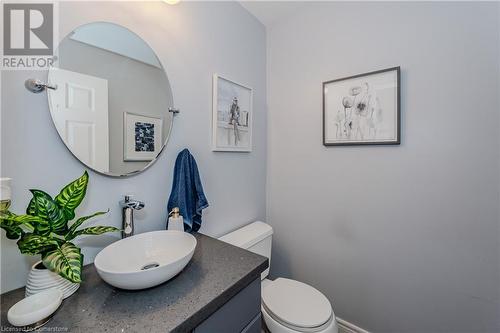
<box><xmin>0</xmin><ymin>234</ymin><xmax>268</xmax><ymax>333</ymax></box>
<box><xmin>194</xmin><ymin>278</ymin><xmax>262</xmax><ymax>333</ymax></box>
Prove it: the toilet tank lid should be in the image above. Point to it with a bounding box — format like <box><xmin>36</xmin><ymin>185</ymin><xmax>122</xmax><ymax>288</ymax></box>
<box><xmin>219</xmin><ymin>221</ymin><xmax>273</xmax><ymax>249</ymax></box>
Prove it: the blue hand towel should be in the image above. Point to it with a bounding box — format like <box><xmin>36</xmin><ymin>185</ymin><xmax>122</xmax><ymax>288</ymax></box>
<box><xmin>167</xmin><ymin>149</ymin><xmax>209</xmax><ymax>233</ymax></box>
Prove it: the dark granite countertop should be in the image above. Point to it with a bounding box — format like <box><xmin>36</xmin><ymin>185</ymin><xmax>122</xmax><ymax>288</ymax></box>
<box><xmin>0</xmin><ymin>233</ymin><xmax>268</xmax><ymax>332</ymax></box>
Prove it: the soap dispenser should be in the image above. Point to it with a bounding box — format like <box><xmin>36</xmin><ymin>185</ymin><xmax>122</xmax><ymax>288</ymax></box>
<box><xmin>167</xmin><ymin>207</ymin><xmax>184</xmax><ymax>231</ymax></box>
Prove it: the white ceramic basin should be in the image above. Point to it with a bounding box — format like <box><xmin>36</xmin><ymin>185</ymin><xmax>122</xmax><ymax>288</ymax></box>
<box><xmin>94</xmin><ymin>230</ymin><xmax>197</xmax><ymax>290</ymax></box>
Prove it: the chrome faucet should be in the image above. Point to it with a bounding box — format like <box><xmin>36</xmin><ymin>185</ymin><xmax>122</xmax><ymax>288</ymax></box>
<box><xmin>120</xmin><ymin>195</ymin><xmax>145</xmax><ymax>238</ymax></box>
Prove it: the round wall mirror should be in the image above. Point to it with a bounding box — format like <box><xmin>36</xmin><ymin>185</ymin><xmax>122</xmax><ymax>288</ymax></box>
<box><xmin>48</xmin><ymin>22</ymin><xmax>174</xmax><ymax>176</ymax></box>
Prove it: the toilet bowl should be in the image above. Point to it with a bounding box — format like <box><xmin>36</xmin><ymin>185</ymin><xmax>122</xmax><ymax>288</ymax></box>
<box><xmin>219</xmin><ymin>222</ymin><xmax>338</xmax><ymax>333</ymax></box>
<box><xmin>261</xmin><ymin>278</ymin><xmax>338</xmax><ymax>333</ymax></box>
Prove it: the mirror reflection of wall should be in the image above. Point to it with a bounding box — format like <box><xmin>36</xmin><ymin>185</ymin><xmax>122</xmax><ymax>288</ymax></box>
<box><xmin>49</xmin><ymin>22</ymin><xmax>174</xmax><ymax>176</ymax></box>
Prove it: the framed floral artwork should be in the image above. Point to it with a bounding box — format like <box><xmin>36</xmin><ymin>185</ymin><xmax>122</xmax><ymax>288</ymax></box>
<box><xmin>323</xmin><ymin>67</ymin><xmax>401</xmax><ymax>146</ymax></box>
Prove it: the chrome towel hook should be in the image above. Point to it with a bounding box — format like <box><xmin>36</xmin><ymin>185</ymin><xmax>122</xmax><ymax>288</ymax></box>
<box><xmin>168</xmin><ymin>107</ymin><xmax>180</xmax><ymax>115</ymax></box>
<box><xmin>24</xmin><ymin>79</ymin><xmax>57</xmax><ymax>93</ymax></box>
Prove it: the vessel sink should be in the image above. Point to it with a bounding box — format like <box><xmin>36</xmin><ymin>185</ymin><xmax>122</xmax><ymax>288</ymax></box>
<box><xmin>94</xmin><ymin>230</ymin><xmax>197</xmax><ymax>290</ymax></box>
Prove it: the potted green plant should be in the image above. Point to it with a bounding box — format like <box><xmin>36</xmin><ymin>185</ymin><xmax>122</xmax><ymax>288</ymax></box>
<box><xmin>0</xmin><ymin>171</ymin><xmax>120</xmax><ymax>298</ymax></box>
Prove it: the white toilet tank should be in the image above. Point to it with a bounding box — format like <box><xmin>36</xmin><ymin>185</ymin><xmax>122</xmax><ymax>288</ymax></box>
<box><xmin>218</xmin><ymin>221</ymin><xmax>273</xmax><ymax>279</ymax></box>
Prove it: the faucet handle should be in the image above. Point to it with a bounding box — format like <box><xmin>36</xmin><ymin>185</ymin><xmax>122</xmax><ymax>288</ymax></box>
<box><xmin>120</xmin><ymin>195</ymin><xmax>145</xmax><ymax>210</ymax></box>
<box><xmin>131</xmin><ymin>201</ymin><xmax>145</xmax><ymax>210</ymax></box>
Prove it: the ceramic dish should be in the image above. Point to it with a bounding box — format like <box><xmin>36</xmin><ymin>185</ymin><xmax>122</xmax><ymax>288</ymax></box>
<box><xmin>8</xmin><ymin>288</ymin><xmax>63</xmax><ymax>327</ymax></box>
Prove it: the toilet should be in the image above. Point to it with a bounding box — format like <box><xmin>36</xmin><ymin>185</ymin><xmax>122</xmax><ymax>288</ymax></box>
<box><xmin>219</xmin><ymin>221</ymin><xmax>338</xmax><ymax>333</ymax></box>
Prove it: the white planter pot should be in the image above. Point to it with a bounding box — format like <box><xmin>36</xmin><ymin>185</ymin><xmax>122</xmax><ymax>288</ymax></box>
<box><xmin>25</xmin><ymin>261</ymin><xmax>79</xmax><ymax>299</ymax></box>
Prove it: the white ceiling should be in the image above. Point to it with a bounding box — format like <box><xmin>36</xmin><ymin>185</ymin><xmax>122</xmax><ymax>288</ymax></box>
<box><xmin>239</xmin><ymin>1</ymin><xmax>307</xmax><ymax>28</ymax></box>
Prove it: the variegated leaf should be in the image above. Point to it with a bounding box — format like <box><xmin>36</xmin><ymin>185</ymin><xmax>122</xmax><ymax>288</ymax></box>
<box><xmin>65</xmin><ymin>210</ymin><xmax>108</xmax><ymax>240</ymax></box>
<box><xmin>0</xmin><ymin>212</ymin><xmax>38</xmax><ymax>239</ymax></box>
<box><xmin>8</xmin><ymin>214</ymin><xmax>46</xmax><ymax>225</ymax></box>
<box><xmin>27</xmin><ymin>190</ymin><xmax>67</xmax><ymax>235</ymax></box>
<box><xmin>70</xmin><ymin>226</ymin><xmax>120</xmax><ymax>239</ymax></box>
<box><xmin>17</xmin><ymin>234</ymin><xmax>59</xmax><ymax>255</ymax></box>
<box><xmin>7</xmin><ymin>214</ymin><xmax>45</xmax><ymax>234</ymax></box>
<box><xmin>55</xmin><ymin>171</ymin><xmax>89</xmax><ymax>221</ymax></box>
<box><xmin>0</xmin><ymin>211</ymin><xmax>23</xmax><ymax>240</ymax></box>
<box><xmin>42</xmin><ymin>242</ymin><xmax>83</xmax><ymax>283</ymax></box>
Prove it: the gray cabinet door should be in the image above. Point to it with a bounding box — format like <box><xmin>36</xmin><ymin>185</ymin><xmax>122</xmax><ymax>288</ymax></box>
<box><xmin>195</xmin><ymin>278</ymin><xmax>261</xmax><ymax>333</ymax></box>
<box><xmin>241</xmin><ymin>313</ymin><xmax>262</xmax><ymax>333</ymax></box>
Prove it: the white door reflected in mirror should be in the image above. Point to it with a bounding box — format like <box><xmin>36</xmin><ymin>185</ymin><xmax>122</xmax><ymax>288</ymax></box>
<box><xmin>48</xmin><ymin>69</ymin><xmax>110</xmax><ymax>172</ymax></box>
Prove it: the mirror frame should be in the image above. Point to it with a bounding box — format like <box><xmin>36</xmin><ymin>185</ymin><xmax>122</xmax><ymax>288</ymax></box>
<box><xmin>47</xmin><ymin>21</ymin><xmax>175</xmax><ymax>177</ymax></box>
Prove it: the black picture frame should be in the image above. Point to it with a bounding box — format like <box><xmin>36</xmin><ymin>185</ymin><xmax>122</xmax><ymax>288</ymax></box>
<box><xmin>322</xmin><ymin>66</ymin><xmax>401</xmax><ymax>146</ymax></box>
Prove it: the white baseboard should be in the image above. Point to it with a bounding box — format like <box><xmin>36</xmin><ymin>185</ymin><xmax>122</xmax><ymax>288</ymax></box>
<box><xmin>337</xmin><ymin>317</ymin><xmax>371</xmax><ymax>333</ymax></box>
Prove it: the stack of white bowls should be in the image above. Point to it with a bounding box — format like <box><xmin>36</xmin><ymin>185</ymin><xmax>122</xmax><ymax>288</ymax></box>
<box><xmin>25</xmin><ymin>261</ymin><xmax>79</xmax><ymax>299</ymax></box>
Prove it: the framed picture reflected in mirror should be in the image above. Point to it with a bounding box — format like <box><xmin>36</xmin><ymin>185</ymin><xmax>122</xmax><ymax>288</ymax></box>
<box><xmin>124</xmin><ymin>112</ymin><xmax>163</xmax><ymax>161</ymax></box>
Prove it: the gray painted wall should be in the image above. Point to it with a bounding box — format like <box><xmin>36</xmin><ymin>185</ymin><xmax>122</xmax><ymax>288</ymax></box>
<box><xmin>1</xmin><ymin>1</ymin><xmax>267</xmax><ymax>293</ymax></box>
<box><xmin>267</xmin><ymin>2</ymin><xmax>500</xmax><ymax>332</ymax></box>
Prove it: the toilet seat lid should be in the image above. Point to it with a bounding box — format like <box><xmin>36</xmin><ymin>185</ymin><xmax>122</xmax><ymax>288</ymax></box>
<box><xmin>262</xmin><ymin>278</ymin><xmax>332</xmax><ymax>329</ymax></box>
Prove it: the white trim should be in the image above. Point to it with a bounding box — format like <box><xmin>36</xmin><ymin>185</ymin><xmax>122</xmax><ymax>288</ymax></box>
<box><xmin>337</xmin><ymin>317</ymin><xmax>371</xmax><ymax>333</ymax></box>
